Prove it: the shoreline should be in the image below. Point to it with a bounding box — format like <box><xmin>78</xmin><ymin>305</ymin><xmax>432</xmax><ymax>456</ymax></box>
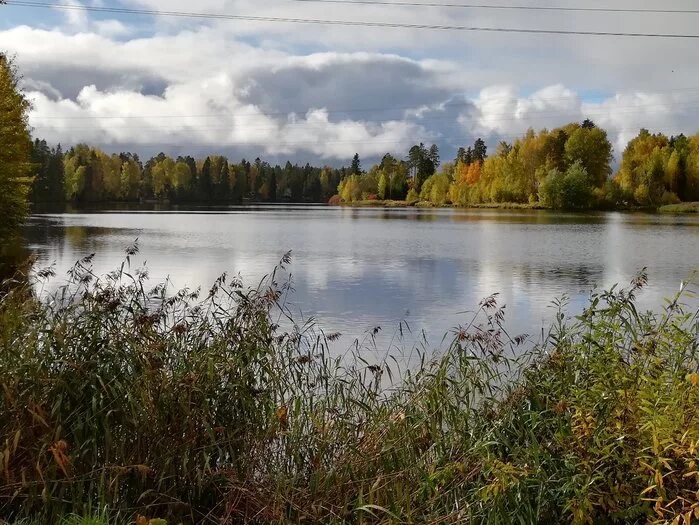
<box><xmin>333</xmin><ymin>199</ymin><xmax>693</xmax><ymax>213</ymax></box>
<box><xmin>28</xmin><ymin>199</ymin><xmax>699</xmax><ymax>214</ymax></box>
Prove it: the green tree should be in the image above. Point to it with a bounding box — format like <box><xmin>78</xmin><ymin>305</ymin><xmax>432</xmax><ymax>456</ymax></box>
<box><xmin>408</xmin><ymin>143</ymin><xmax>438</xmax><ymax>192</ymax></box>
<box><xmin>120</xmin><ymin>157</ymin><xmax>141</xmax><ymax>200</ymax></box>
<box><xmin>539</xmin><ymin>161</ymin><xmax>594</xmax><ymax>209</ymax></box>
<box><xmin>420</xmin><ymin>172</ymin><xmax>451</xmax><ymax>205</ymax></box>
<box><xmin>30</xmin><ymin>140</ymin><xmax>65</xmax><ymax>203</ymax></box>
<box><xmin>217</xmin><ymin>159</ymin><xmax>230</xmax><ymax>201</ymax></box>
<box><xmin>350</xmin><ymin>153</ymin><xmax>362</xmax><ymax>176</ymax></box>
<box><xmin>0</xmin><ymin>54</ymin><xmax>32</xmax><ymax>236</ymax></box>
<box><xmin>564</xmin><ymin>125</ymin><xmax>613</xmax><ymax>187</ymax></box>
<box><xmin>473</xmin><ymin>138</ymin><xmax>487</xmax><ymax>164</ymax></box>
<box><xmin>377</xmin><ymin>171</ymin><xmax>388</xmax><ymax>200</ymax></box>
<box><xmin>199</xmin><ymin>157</ymin><xmax>213</xmax><ymax>200</ymax></box>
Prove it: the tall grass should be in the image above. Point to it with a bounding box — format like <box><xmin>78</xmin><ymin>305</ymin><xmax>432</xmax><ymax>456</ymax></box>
<box><xmin>1</xmin><ymin>247</ymin><xmax>698</xmax><ymax>524</ymax></box>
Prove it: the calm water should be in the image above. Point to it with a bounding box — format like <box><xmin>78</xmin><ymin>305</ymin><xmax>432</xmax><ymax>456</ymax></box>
<box><xmin>21</xmin><ymin>205</ymin><xmax>699</xmax><ymax>350</ymax></box>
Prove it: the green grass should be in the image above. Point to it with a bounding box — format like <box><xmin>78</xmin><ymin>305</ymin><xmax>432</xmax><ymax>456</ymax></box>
<box><xmin>337</xmin><ymin>199</ymin><xmax>413</xmax><ymax>207</ymax></box>
<box><xmin>336</xmin><ymin>199</ymin><xmax>548</xmax><ymax>209</ymax></box>
<box><xmin>2</xmin><ymin>246</ymin><xmax>699</xmax><ymax>524</ymax></box>
<box><xmin>659</xmin><ymin>201</ymin><xmax>699</xmax><ymax>214</ymax></box>
<box><xmin>467</xmin><ymin>201</ymin><xmax>547</xmax><ymax>210</ymax></box>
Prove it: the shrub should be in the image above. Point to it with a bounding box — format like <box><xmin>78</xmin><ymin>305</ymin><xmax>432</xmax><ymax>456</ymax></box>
<box><xmin>661</xmin><ymin>190</ymin><xmax>681</xmax><ymax>206</ymax></box>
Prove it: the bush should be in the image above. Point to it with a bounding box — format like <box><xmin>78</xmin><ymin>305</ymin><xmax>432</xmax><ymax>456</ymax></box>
<box><xmin>327</xmin><ymin>194</ymin><xmax>342</xmax><ymax>205</ymax></box>
<box><xmin>661</xmin><ymin>190</ymin><xmax>681</xmax><ymax>206</ymax></box>
<box><xmin>406</xmin><ymin>187</ymin><xmax>419</xmax><ymax>204</ymax></box>
<box><xmin>419</xmin><ymin>173</ymin><xmax>451</xmax><ymax>205</ymax></box>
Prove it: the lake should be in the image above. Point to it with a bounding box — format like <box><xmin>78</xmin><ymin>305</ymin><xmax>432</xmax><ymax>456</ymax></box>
<box><xmin>21</xmin><ymin>205</ymin><xmax>699</xmax><ymax>352</ymax></box>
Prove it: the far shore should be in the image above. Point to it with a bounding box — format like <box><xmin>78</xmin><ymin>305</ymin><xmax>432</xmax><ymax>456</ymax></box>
<box><xmin>28</xmin><ymin>199</ymin><xmax>699</xmax><ymax>214</ymax></box>
<box><xmin>332</xmin><ymin>199</ymin><xmax>699</xmax><ymax>213</ymax></box>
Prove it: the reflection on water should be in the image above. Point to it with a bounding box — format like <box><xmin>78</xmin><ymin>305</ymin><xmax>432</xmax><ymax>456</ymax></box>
<box><xmin>20</xmin><ymin>206</ymin><xmax>699</xmax><ymax>350</ymax></box>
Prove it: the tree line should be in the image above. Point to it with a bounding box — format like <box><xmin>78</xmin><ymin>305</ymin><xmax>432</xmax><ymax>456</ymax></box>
<box><xmin>335</xmin><ymin>120</ymin><xmax>699</xmax><ymax>210</ymax></box>
<box><xmin>31</xmin><ymin>142</ymin><xmax>346</xmax><ymax>204</ymax></box>
<box><xmin>25</xmin><ymin>126</ymin><xmax>699</xmax><ymax>211</ymax></box>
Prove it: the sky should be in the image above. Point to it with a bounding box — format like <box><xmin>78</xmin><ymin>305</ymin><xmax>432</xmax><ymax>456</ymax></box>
<box><xmin>2</xmin><ymin>0</ymin><xmax>699</xmax><ymax>166</ymax></box>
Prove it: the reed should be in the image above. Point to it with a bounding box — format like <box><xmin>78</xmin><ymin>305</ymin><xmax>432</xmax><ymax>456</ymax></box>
<box><xmin>1</xmin><ymin>247</ymin><xmax>698</xmax><ymax>524</ymax></box>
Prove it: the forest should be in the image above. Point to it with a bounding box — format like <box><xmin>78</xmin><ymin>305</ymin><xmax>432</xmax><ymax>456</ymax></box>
<box><xmin>28</xmin><ymin>120</ymin><xmax>699</xmax><ymax>210</ymax></box>
<box><xmin>30</xmin><ymin>143</ymin><xmax>346</xmax><ymax>205</ymax></box>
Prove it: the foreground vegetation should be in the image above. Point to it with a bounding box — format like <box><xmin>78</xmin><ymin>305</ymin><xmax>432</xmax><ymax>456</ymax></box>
<box><xmin>1</xmin><ymin>248</ymin><xmax>699</xmax><ymax>524</ymax></box>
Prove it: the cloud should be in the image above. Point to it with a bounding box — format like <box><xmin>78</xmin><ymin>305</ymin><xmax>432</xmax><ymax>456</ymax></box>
<box><xmin>4</xmin><ymin>0</ymin><xmax>699</xmax><ymax>164</ymax></box>
<box><xmin>470</xmin><ymin>84</ymin><xmax>582</xmax><ymax>140</ymax></box>
<box><xmin>26</xmin><ymin>80</ymin><xmax>429</xmax><ymax>160</ymax></box>
<box><xmin>57</xmin><ymin>0</ymin><xmax>89</xmax><ymax>30</ymax></box>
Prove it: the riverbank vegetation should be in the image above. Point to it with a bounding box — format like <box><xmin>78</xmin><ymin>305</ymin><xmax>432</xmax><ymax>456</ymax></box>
<box><xmin>659</xmin><ymin>202</ymin><xmax>699</xmax><ymax>214</ymax></box>
<box><xmin>26</xmin><ymin>120</ymin><xmax>699</xmax><ymax>212</ymax></box>
<box><xmin>335</xmin><ymin>124</ymin><xmax>699</xmax><ymax>211</ymax></box>
<box><xmin>1</xmin><ymin>249</ymin><xmax>699</xmax><ymax>524</ymax></box>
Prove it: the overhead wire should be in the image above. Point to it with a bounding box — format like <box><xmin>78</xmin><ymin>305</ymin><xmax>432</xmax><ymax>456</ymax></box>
<box><xmin>292</xmin><ymin>0</ymin><xmax>699</xmax><ymax>15</ymax></box>
<box><xmin>6</xmin><ymin>0</ymin><xmax>699</xmax><ymax>38</ymax></box>
<box><xmin>8</xmin><ymin>0</ymin><xmax>699</xmax><ymax>151</ymax></box>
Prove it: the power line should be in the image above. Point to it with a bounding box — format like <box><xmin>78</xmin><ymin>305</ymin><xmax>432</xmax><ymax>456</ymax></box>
<box><xmin>7</xmin><ymin>1</ymin><xmax>699</xmax><ymax>38</ymax></box>
<box><xmin>292</xmin><ymin>0</ymin><xmax>699</xmax><ymax>15</ymax></box>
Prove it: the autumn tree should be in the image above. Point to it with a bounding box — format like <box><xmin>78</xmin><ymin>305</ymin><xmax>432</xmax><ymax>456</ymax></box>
<box><xmin>0</xmin><ymin>54</ymin><xmax>32</xmax><ymax>236</ymax></box>
<box><xmin>564</xmin><ymin>123</ymin><xmax>613</xmax><ymax>187</ymax></box>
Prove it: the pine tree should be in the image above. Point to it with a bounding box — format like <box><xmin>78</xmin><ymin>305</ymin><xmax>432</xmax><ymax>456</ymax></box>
<box><xmin>199</xmin><ymin>157</ymin><xmax>213</xmax><ymax>201</ymax></box>
<box><xmin>218</xmin><ymin>160</ymin><xmax>230</xmax><ymax>201</ymax></box>
<box><xmin>269</xmin><ymin>170</ymin><xmax>277</xmax><ymax>202</ymax></box>
<box><xmin>351</xmin><ymin>153</ymin><xmax>362</xmax><ymax>175</ymax></box>
<box><xmin>473</xmin><ymin>138</ymin><xmax>487</xmax><ymax>164</ymax></box>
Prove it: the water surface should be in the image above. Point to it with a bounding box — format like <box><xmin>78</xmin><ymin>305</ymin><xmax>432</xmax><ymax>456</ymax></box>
<box><xmin>23</xmin><ymin>205</ymin><xmax>699</xmax><ymax>351</ymax></box>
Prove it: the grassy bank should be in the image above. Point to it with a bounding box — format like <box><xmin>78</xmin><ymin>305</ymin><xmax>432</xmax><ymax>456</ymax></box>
<box><xmin>659</xmin><ymin>202</ymin><xmax>699</xmax><ymax>214</ymax></box>
<box><xmin>335</xmin><ymin>200</ymin><xmax>677</xmax><ymax>212</ymax></box>
<box><xmin>337</xmin><ymin>199</ymin><xmax>413</xmax><ymax>208</ymax></box>
<box><xmin>336</xmin><ymin>200</ymin><xmax>546</xmax><ymax>210</ymax></box>
<box><xmin>2</xmin><ymin>249</ymin><xmax>699</xmax><ymax>524</ymax></box>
